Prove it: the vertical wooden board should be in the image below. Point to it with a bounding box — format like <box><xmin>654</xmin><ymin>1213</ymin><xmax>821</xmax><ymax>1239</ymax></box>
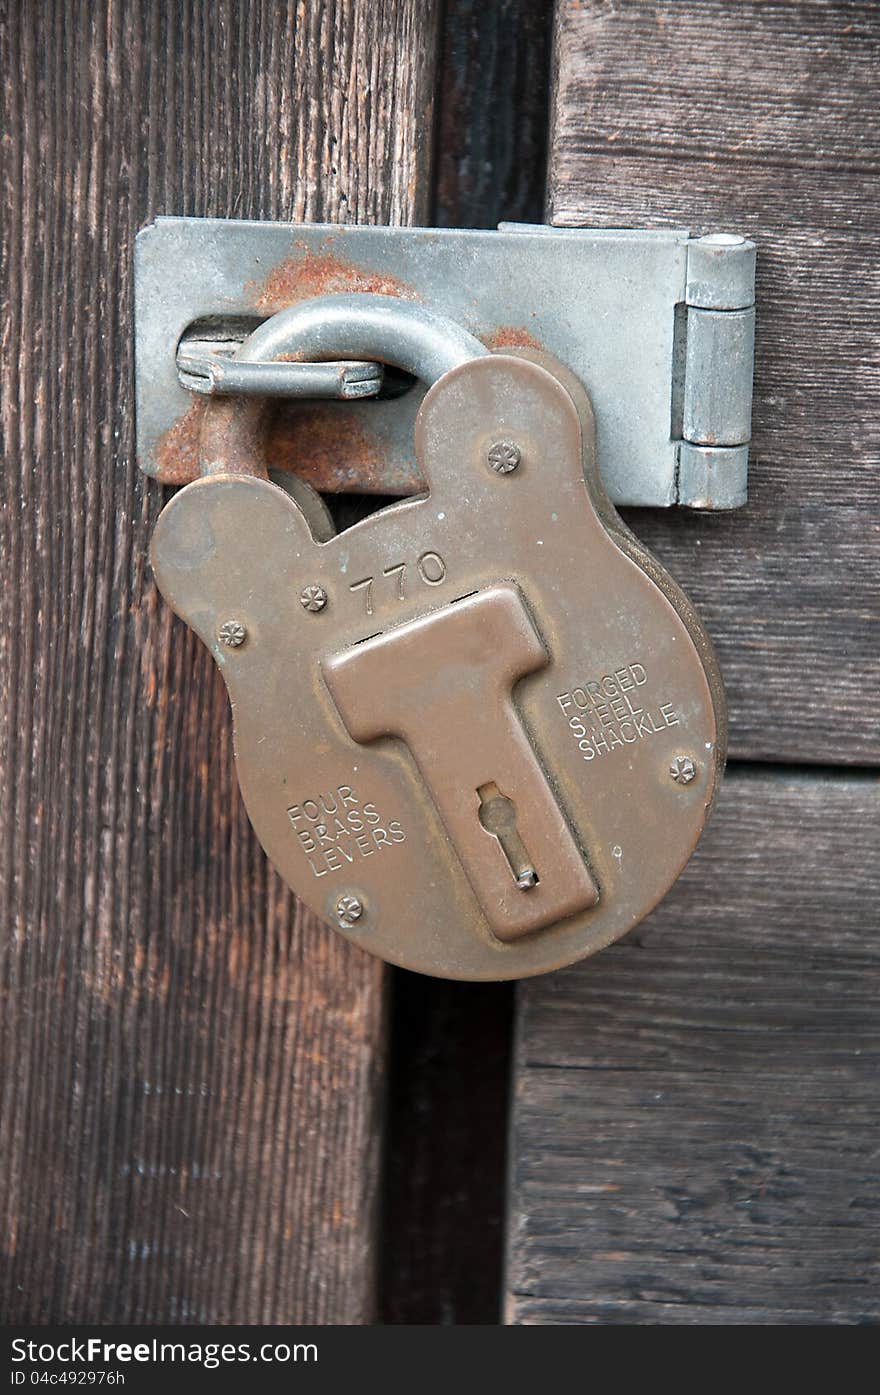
<box><xmin>0</xmin><ymin>0</ymin><xmax>440</xmax><ymax>1324</ymax></box>
<box><xmin>546</xmin><ymin>0</ymin><xmax>880</xmax><ymax>765</ymax></box>
<box><xmin>506</xmin><ymin>770</ymin><xmax>880</xmax><ymax>1324</ymax></box>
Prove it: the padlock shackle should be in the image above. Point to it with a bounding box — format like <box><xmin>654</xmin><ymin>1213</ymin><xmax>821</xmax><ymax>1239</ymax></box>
<box><xmin>238</xmin><ymin>294</ymin><xmax>488</xmax><ymax>383</ymax></box>
<box><xmin>197</xmin><ymin>294</ymin><xmax>489</xmax><ymax>479</ymax></box>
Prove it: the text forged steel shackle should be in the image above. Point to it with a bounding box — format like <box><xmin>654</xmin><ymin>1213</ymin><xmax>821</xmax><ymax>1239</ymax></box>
<box><xmin>152</xmin><ymin>290</ymin><xmax>726</xmax><ymax>981</ymax></box>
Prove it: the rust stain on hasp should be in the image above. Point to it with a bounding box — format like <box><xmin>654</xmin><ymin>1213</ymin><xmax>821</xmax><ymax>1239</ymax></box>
<box><xmin>265</xmin><ymin>405</ymin><xmax>387</xmax><ymax>493</ymax></box>
<box><xmin>266</xmin><ymin>402</ymin><xmax>428</xmax><ymax>496</ymax></box>
<box><xmin>155</xmin><ymin>392</ymin><xmax>425</xmax><ymax>495</ymax></box>
<box><xmin>486</xmin><ymin>326</ymin><xmax>543</xmax><ymax>351</ymax></box>
<box><xmin>154</xmin><ymin>395</ymin><xmax>401</xmax><ymax>494</ymax></box>
<box><xmin>154</xmin><ymin>397</ymin><xmax>206</xmax><ymax>485</ymax></box>
<box><xmin>250</xmin><ymin>244</ymin><xmax>418</xmax><ymax>314</ymax></box>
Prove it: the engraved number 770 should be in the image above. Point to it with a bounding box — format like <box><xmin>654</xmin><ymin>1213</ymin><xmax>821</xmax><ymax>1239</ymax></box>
<box><xmin>349</xmin><ymin>551</ymin><xmax>447</xmax><ymax>615</ymax></box>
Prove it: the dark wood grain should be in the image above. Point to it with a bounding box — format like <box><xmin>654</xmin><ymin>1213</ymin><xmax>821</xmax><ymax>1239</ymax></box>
<box><xmin>433</xmin><ymin>0</ymin><xmax>554</xmax><ymax>229</ymax></box>
<box><xmin>380</xmin><ymin>972</ymin><xmax>514</xmax><ymax>1324</ymax></box>
<box><xmin>547</xmin><ymin>0</ymin><xmax>880</xmax><ymax>765</ymax></box>
<box><xmin>0</xmin><ymin>0</ymin><xmax>440</xmax><ymax>1325</ymax></box>
<box><xmin>506</xmin><ymin>767</ymin><xmax>880</xmax><ymax>1324</ymax></box>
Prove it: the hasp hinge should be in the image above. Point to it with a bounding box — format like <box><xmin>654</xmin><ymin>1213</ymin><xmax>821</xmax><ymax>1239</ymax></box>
<box><xmin>676</xmin><ymin>234</ymin><xmax>756</xmax><ymax>510</ymax></box>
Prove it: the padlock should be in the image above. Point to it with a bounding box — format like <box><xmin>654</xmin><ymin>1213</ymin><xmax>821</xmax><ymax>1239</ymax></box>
<box><xmin>151</xmin><ymin>294</ymin><xmax>726</xmax><ymax>980</ymax></box>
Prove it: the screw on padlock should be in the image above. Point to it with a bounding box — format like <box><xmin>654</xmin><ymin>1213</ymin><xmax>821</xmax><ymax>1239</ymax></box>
<box><xmin>151</xmin><ymin>294</ymin><xmax>726</xmax><ymax>980</ymax></box>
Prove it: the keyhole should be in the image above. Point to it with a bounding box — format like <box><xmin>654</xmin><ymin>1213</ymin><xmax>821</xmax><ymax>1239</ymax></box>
<box><xmin>477</xmin><ymin>783</ymin><xmax>540</xmax><ymax>891</ymax></box>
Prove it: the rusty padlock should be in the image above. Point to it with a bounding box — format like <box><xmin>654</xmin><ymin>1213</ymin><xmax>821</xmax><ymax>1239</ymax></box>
<box><xmin>151</xmin><ymin>294</ymin><xmax>725</xmax><ymax>979</ymax></box>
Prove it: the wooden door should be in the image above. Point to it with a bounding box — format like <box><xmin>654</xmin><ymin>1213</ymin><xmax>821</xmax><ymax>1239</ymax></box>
<box><xmin>505</xmin><ymin>0</ymin><xmax>880</xmax><ymax>1325</ymax></box>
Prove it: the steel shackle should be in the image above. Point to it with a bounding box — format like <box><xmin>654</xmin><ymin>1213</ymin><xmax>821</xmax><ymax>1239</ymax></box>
<box><xmin>197</xmin><ymin>294</ymin><xmax>489</xmax><ymax>478</ymax></box>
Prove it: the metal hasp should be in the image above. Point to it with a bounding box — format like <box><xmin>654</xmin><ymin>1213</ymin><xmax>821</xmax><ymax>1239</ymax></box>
<box><xmin>135</xmin><ymin>218</ymin><xmax>756</xmax><ymax>509</ymax></box>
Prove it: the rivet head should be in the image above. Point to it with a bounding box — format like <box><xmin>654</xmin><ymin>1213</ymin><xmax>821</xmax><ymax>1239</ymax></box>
<box><xmin>218</xmin><ymin>620</ymin><xmax>247</xmax><ymax>648</ymax></box>
<box><xmin>670</xmin><ymin>756</ymin><xmax>697</xmax><ymax>785</ymax></box>
<box><xmin>300</xmin><ymin>584</ymin><xmax>328</xmax><ymax>613</ymax></box>
<box><xmin>487</xmin><ymin>440</ymin><xmax>521</xmax><ymax>474</ymax></box>
<box><xmin>335</xmin><ymin>894</ymin><xmax>364</xmax><ymax>925</ymax></box>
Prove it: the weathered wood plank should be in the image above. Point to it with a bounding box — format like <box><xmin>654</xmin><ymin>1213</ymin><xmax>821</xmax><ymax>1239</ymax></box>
<box><xmin>0</xmin><ymin>0</ymin><xmax>440</xmax><ymax>1324</ymax></box>
<box><xmin>506</xmin><ymin>768</ymin><xmax>880</xmax><ymax>1324</ymax></box>
<box><xmin>548</xmin><ymin>0</ymin><xmax>880</xmax><ymax>764</ymax></box>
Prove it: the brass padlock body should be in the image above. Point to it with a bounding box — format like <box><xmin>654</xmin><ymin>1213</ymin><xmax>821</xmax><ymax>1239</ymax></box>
<box><xmin>152</xmin><ymin>343</ymin><xmax>725</xmax><ymax>979</ymax></box>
